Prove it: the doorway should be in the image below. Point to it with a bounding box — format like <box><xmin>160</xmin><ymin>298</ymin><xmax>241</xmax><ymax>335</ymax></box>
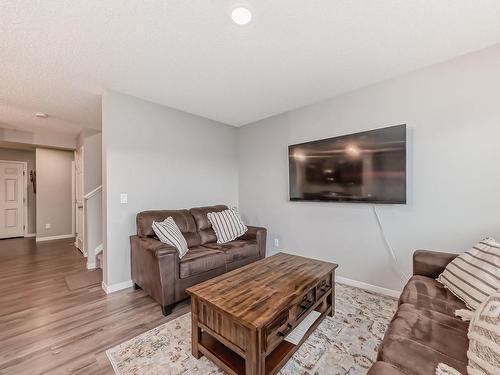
<box><xmin>0</xmin><ymin>160</ymin><xmax>27</xmax><ymax>239</ymax></box>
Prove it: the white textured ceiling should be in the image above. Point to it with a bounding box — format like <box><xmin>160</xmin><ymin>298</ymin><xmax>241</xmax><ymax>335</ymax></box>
<box><xmin>2</xmin><ymin>1</ymin><xmax>500</xmax><ymax>134</ymax></box>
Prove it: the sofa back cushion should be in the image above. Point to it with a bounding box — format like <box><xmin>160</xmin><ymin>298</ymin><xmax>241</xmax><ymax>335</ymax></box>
<box><xmin>189</xmin><ymin>205</ymin><xmax>227</xmax><ymax>244</ymax></box>
<box><xmin>136</xmin><ymin>209</ymin><xmax>201</xmax><ymax>247</ymax></box>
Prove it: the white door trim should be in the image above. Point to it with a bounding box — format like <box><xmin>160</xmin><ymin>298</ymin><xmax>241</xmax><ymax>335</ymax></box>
<box><xmin>74</xmin><ymin>146</ymin><xmax>85</xmax><ymax>255</ymax></box>
<box><xmin>0</xmin><ymin>160</ymin><xmax>28</xmax><ymax>237</ymax></box>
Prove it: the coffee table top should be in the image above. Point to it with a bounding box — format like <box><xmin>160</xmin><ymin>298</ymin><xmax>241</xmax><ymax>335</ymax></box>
<box><xmin>186</xmin><ymin>252</ymin><xmax>338</xmax><ymax>329</ymax></box>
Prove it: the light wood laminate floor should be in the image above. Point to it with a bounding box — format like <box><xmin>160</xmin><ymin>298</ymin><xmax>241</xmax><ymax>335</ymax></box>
<box><xmin>0</xmin><ymin>237</ymin><xmax>189</xmax><ymax>374</ymax></box>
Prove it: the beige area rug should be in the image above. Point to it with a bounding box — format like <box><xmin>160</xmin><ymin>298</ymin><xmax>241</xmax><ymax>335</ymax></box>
<box><xmin>65</xmin><ymin>269</ymin><xmax>102</xmax><ymax>290</ymax></box>
<box><xmin>106</xmin><ymin>284</ymin><xmax>397</xmax><ymax>375</ymax></box>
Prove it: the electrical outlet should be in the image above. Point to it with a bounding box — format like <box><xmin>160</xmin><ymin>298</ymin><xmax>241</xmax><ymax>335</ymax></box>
<box><xmin>120</xmin><ymin>193</ymin><xmax>128</xmax><ymax>204</ymax></box>
<box><xmin>274</xmin><ymin>238</ymin><xmax>280</xmax><ymax>248</ymax></box>
<box><xmin>45</xmin><ymin>223</ymin><xmax>51</xmax><ymax>229</ymax></box>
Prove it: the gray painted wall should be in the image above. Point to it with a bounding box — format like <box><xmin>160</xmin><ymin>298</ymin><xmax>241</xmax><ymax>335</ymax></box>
<box><xmin>0</xmin><ymin>148</ymin><xmax>36</xmax><ymax>234</ymax></box>
<box><xmin>77</xmin><ymin>130</ymin><xmax>102</xmax><ymax>194</ymax></box>
<box><xmin>35</xmin><ymin>148</ymin><xmax>74</xmax><ymax>239</ymax></box>
<box><xmin>84</xmin><ymin>133</ymin><xmax>102</xmax><ymax>194</ymax></box>
<box><xmin>237</xmin><ymin>45</ymin><xmax>500</xmax><ymax>291</ymax></box>
<box><xmin>102</xmin><ymin>91</ymin><xmax>238</xmax><ymax>287</ymax></box>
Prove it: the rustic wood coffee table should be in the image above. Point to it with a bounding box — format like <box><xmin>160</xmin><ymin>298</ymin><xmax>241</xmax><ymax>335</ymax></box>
<box><xmin>186</xmin><ymin>252</ymin><xmax>338</xmax><ymax>375</ymax></box>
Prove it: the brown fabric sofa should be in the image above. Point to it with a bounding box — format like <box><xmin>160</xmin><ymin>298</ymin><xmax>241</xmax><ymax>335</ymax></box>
<box><xmin>130</xmin><ymin>205</ymin><xmax>266</xmax><ymax>315</ymax></box>
<box><xmin>368</xmin><ymin>250</ymin><xmax>469</xmax><ymax>375</ymax></box>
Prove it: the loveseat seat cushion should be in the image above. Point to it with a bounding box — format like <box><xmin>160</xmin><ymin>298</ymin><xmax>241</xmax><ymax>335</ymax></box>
<box><xmin>203</xmin><ymin>240</ymin><xmax>259</xmax><ymax>263</ymax></box>
<box><xmin>399</xmin><ymin>275</ymin><xmax>466</xmax><ymax>316</ymax></box>
<box><xmin>190</xmin><ymin>205</ymin><xmax>227</xmax><ymax>244</ymax></box>
<box><xmin>378</xmin><ymin>303</ymin><xmax>468</xmax><ymax>375</ymax></box>
<box><xmin>179</xmin><ymin>247</ymin><xmax>226</xmax><ymax>279</ymax></box>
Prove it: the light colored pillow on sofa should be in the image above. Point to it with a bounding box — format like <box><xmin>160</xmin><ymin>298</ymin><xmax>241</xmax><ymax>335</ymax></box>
<box><xmin>435</xmin><ymin>363</ymin><xmax>462</xmax><ymax>375</ymax></box>
<box><xmin>437</xmin><ymin>237</ymin><xmax>500</xmax><ymax>310</ymax></box>
<box><xmin>466</xmin><ymin>290</ymin><xmax>500</xmax><ymax>374</ymax></box>
<box><xmin>207</xmin><ymin>207</ymin><xmax>247</xmax><ymax>244</ymax></box>
<box><xmin>436</xmin><ymin>290</ymin><xmax>500</xmax><ymax>375</ymax></box>
<box><xmin>152</xmin><ymin>217</ymin><xmax>189</xmax><ymax>258</ymax></box>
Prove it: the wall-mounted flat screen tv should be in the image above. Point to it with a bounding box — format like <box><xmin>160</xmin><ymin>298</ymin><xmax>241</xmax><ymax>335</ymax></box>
<box><xmin>289</xmin><ymin>124</ymin><xmax>406</xmax><ymax>204</ymax></box>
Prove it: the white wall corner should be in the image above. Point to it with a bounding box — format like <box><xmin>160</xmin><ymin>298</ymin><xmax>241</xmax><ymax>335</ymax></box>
<box><xmin>336</xmin><ymin>276</ymin><xmax>402</xmax><ymax>298</ymax></box>
<box><xmin>102</xmin><ymin>280</ymin><xmax>133</xmax><ymax>294</ymax></box>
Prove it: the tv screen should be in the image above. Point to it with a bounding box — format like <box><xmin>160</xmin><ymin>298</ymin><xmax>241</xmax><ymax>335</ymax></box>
<box><xmin>289</xmin><ymin>124</ymin><xmax>406</xmax><ymax>204</ymax></box>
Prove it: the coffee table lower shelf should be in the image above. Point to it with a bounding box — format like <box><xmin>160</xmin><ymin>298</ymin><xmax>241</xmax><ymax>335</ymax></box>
<box><xmin>197</xmin><ymin>303</ymin><xmax>332</xmax><ymax>375</ymax></box>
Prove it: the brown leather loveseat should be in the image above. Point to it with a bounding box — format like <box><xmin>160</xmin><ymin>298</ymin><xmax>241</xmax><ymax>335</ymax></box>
<box><xmin>130</xmin><ymin>205</ymin><xmax>266</xmax><ymax>315</ymax></box>
<box><xmin>368</xmin><ymin>250</ymin><xmax>469</xmax><ymax>375</ymax></box>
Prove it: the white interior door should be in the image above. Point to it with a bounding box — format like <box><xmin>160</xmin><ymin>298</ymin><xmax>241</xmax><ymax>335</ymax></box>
<box><xmin>75</xmin><ymin>147</ymin><xmax>84</xmax><ymax>252</ymax></box>
<box><xmin>0</xmin><ymin>161</ymin><xmax>25</xmax><ymax>239</ymax></box>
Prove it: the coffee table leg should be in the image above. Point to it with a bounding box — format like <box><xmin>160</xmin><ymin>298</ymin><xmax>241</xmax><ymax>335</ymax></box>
<box><xmin>245</xmin><ymin>329</ymin><xmax>264</xmax><ymax>375</ymax></box>
<box><xmin>191</xmin><ymin>297</ymin><xmax>202</xmax><ymax>359</ymax></box>
<box><xmin>328</xmin><ymin>271</ymin><xmax>335</xmax><ymax>317</ymax></box>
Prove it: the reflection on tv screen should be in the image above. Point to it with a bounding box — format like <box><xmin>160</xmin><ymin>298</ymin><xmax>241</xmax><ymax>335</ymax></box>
<box><xmin>288</xmin><ymin>124</ymin><xmax>406</xmax><ymax>204</ymax></box>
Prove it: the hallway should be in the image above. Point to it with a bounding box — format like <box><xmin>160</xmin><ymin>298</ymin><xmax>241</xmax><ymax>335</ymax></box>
<box><xmin>0</xmin><ymin>237</ymin><xmax>188</xmax><ymax>374</ymax></box>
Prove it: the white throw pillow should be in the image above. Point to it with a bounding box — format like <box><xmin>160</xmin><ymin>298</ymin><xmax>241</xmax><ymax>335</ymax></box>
<box><xmin>467</xmin><ymin>290</ymin><xmax>500</xmax><ymax>374</ymax></box>
<box><xmin>437</xmin><ymin>237</ymin><xmax>500</xmax><ymax>310</ymax></box>
<box><xmin>152</xmin><ymin>217</ymin><xmax>189</xmax><ymax>258</ymax></box>
<box><xmin>436</xmin><ymin>291</ymin><xmax>500</xmax><ymax>375</ymax></box>
<box><xmin>435</xmin><ymin>363</ymin><xmax>461</xmax><ymax>375</ymax></box>
<box><xmin>207</xmin><ymin>208</ymin><xmax>247</xmax><ymax>244</ymax></box>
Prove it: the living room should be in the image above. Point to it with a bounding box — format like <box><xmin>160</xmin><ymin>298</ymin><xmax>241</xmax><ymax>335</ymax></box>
<box><xmin>1</xmin><ymin>2</ymin><xmax>500</xmax><ymax>374</ymax></box>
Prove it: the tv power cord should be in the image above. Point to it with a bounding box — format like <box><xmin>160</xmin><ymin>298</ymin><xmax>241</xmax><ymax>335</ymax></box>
<box><xmin>373</xmin><ymin>206</ymin><xmax>409</xmax><ymax>283</ymax></box>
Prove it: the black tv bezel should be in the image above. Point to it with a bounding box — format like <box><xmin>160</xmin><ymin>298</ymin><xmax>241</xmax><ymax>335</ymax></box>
<box><xmin>288</xmin><ymin>124</ymin><xmax>407</xmax><ymax>205</ymax></box>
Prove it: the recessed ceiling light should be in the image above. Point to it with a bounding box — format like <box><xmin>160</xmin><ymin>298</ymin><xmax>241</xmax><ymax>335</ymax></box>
<box><xmin>35</xmin><ymin>112</ymin><xmax>48</xmax><ymax>118</ymax></box>
<box><xmin>231</xmin><ymin>7</ymin><xmax>252</xmax><ymax>25</ymax></box>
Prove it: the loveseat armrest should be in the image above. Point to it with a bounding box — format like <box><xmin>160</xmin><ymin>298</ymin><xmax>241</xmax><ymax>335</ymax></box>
<box><xmin>240</xmin><ymin>226</ymin><xmax>267</xmax><ymax>259</ymax></box>
<box><xmin>130</xmin><ymin>235</ymin><xmax>179</xmax><ymax>313</ymax></box>
<box><xmin>413</xmin><ymin>249</ymin><xmax>459</xmax><ymax>278</ymax></box>
<box><xmin>134</xmin><ymin>236</ymin><xmax>178</xmax><ymax>258</ymax></box>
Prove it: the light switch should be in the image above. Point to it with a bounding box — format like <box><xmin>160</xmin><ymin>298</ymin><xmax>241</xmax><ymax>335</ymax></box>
<box><xmin>120</xmin><ymin>193</ymin><xmax>128</xmax><ymax>204</ymax></box>
<box><xmin>45</xmin><ymin>223</ymin><xmax>51</xmax><ymax>229</ymax></box>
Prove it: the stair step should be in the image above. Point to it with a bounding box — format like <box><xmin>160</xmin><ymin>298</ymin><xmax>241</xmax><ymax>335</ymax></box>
<box><xmin>96</xmin><ymin>252</ymin><xmax>103</xmax><ymax>269</ymax></box>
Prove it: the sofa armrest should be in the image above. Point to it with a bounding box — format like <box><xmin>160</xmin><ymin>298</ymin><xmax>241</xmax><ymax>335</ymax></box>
<box><xmin>413</xmin><ymin>249</ymin><xmax>459</xmax><ymax>278</ymax></box>
<box><xmin>240</xmin><ymin>226</ymin><xmax>267</xmax><ymax>259</ymax></box>
<box><xmin>135</xmin><ymin>236</ymin><xmax>178</xmax><ymax>258</ymax></box>
<box><xmin>368</xmin><ymin>362</ymin><xmax>407</xmax><ymax>375</ymax></box>
<box><xmin>130</xmin><ymin>235</ymin><xmax>178</xmax><ymax>308</ymax></box>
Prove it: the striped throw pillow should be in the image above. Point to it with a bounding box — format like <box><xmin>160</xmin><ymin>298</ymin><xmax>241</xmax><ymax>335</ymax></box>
<box><xmin>152</xmin><ymin>217</ymin><xmax>189</xmax><ymax>258</ymax></box>
<box><xmin>207</xmin><ymin>208</ymin><xmax>247</xmax><ymax>244</ymax></box>
<box><xmin>467</xmin><ymin>291</ymin><xmax>500</xmax><ymax>374</ymax></box>
<box><xmin>437</xmin><ymin>237</ymin><xmax>500</xmax><ymax>310</ymax></box>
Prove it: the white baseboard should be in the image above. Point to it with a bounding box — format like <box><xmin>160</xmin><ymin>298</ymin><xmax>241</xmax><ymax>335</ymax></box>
<box><xmin>102</xmin><ymin>280</ymin><xmax>133</xmax><ymax>294</ymax></box>
<box><xmin>25</xmin><ymin>233</ymin><xmax>36</xmax><ymax>238</ymax></box>
<box><xmin>87</xmin><ymin>262</ymin><xmax>96</xmax><ymax>270</ymax></box>
<box><xmin>336</xmin><ymin>276</ymin><xmax>401</xmax><ymax>298</ymax></box>
<box><xmin>36</xmin><ymin>234</ymin><xmax>75</xmax><ymax>242</ymax></box>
